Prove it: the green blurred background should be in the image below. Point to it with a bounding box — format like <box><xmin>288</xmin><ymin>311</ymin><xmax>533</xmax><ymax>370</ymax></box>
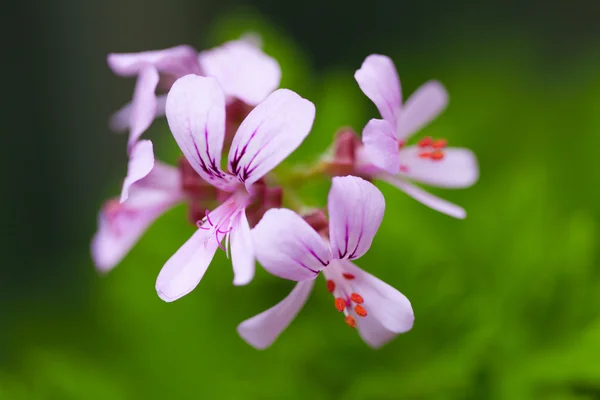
<box><xmin>3</xmin><ymin>1</ymin><xmax>600</xmax><ymax>398</ymax></box>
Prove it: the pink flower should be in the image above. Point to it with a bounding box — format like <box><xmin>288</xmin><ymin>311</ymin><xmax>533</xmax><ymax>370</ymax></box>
<box><xmin>91</xmin><ymin>143</ymin><xmax>183</xmax><ymax>272</ymax></box>
<box><xmin>107</xmin><ymin>36</ymin><xmax>281</xmax><ymax>152</ymax></box>
<box><xmin>155</xmin><ymin>74</ymin><xmax>315</xmax><ymax>302</ymax></box>
<box><xmin>354</xmin><ymin>54</ymin><xmax>479</xmax><ymax>219</ymax></box>
<box><xmin>237</xmin><ymin>176</ymin><xmax>414</xmax><ymax>349</ymax></box>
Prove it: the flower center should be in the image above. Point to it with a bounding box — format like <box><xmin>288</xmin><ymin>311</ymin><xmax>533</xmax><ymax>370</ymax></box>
<box><xmin>324</xmin><ymin>268</ymin><xmax>367</xmax><ymax>329</ymax></box>
<box><xmin>196</xmin><ymin>200</ymin><xmax>241</xmax><ymax>251</ymax></box>
<box><xmin>416</xmin><ymin>136</ymin><xmax>447</xmax><ymax>161</ymax></box>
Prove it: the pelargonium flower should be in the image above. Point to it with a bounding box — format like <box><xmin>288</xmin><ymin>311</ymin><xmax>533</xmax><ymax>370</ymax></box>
<box><xmin>353</xmin><ymin>54</ymin><xmax>479</xmax><ymax>218</ymax></box>
<box><xmin>237</xmin><ymin>176</ymin><xmax>414</xmax><ymax>349</ymax></box>
<box><xmin>155</xmin><ymin>74</ymin><xmax>315</xmax><ymax>301</ymax></box>
<box><xmin>107</xmin><ymin>36</ymin><xmax>281</xmax><ymax>153</ymax></box>
<box><xmin>91</xmin><ymin>141</ymin><xmax>183</xmax><ymax>272</ymax></box>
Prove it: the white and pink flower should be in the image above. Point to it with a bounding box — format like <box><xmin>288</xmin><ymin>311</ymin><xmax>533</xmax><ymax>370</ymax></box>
<box><xmin>154</xmin><ymin>74</ymin><xmax>315</xmax><ymax>301</ymax></box>
<box><xmin>238</xmin><ymin>176</ymin><xmax>414</xmax><ymax>349</ymax></box>
<box><xmin>354</xmin><ymin>54</ymin><xmax>479</xmax><ymax>218</ymax></box>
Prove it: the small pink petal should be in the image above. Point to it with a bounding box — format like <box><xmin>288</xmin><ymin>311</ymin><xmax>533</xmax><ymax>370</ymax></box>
<box><xmin>237</xmin><ymin>280</ymin><xmax>315</xmax><ymax>349</ymax></box>
<box><xmin>361</xmin><ymin>118</ymin><xmax>400</xmax><ymax>174</ymax></box>
<box><xmin>342</xmin><ymin>260</ymin><xmax>414</xmax><ymax>334</ymax></box>
<box><xmin>107</xmin><ymin>45</ymin><xmax>199</xmax><ymax>77</ymax></box>
<box><xmin>228</xmin><ymin>89</ymin><xmax>315</xmax><ymax>188</ymax></box>
<box><xmin>252</xmin><ymin>208</ymin><xmax>330</xmax><ymax>281</ymax></box>
<box><xmin>198</xmin><ymin>39</ymin><xmax>281</xmax><ymax>106</ymax></box>
<box><xmin>354</xmin><ymin>54</ymin><xmax>402</xmax><ymax>125</ymax></box>
<box><xmin>127</xmin><ymin>66</ymin><xmax>160</xmax><ymax>148</ymax></box>
<box><xmin>399</xmin><ymin>146</ymin><xmax>479</xmax><ymax>188</ymax></box>
<box><xmin>120</xmin><ymin>140</ymin><xmax>155</xmax><ymax>203</ymax></box>
<box><xmin>109</xmin><ymin>95</ymin><xmax>167</xmax><ymax>134</ymax></box>
<box><xmin>328</xmin><ymin>176</ymin><xmax>385</xmax><ymax>260</ymax></box>
<box><xmin>155</xmin><ymin>227</ymin><xmax>220</xmax><ymax>302</ymax></box>
<box><xmin>165</xmin><ymin>75</ymin><xmax>235</xmax><ymax>190</ymax></box>
<box><xmin>380</xmin><ymin>174</ymin><xmax>466</xmax><ymax>219</ymax></box>
<box><xmin>397</xmin><ymin>80</ymin><xmax>448</xmax><ymax>140</ymax></box>
<box><xmin>230</xmin><ymin>211</ymin><xmax>255</xmax><ymax>286</ymax></box>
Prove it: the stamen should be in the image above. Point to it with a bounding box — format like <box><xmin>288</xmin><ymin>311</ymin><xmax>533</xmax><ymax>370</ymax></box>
<box><xmin>418</xmin><ymin>151</ymin><xmax>432</xmax><ymax>159</ymax></box>
<box><xmin>326</xmin><ymin>280</ymin><xmax>336</xmax><ymax>293</ymax></box>
<box><xmin>196</xmin><ymin>220</ymin><xmax>210</xmax><ymax>230</ymax></box>
<box><xmin>430</xmin><ymin>150</ymin><xmax>445</xmax><ymax>161</ymax></box>
<box><xmin>398</xmin><ymin>140</ymin><xmax>405</xmax><ymax>149</ymax></box>
<box><xmin>205</xmin><ymin>210</ymin><xmax>214</xmax><ymax>226</ymax></box>
<box><xmin>334</xmin><ymin>298</ymin><xmax>346</xmax><ymax>312</ymax></box>
<box><xmin>431</xmin><ymin>139</ymin><xmax>447</xmax><ymax>149</ymax></box>
<box><xmin>350</xmin><ymin>293</ymin><xmax>364</xmax><ymax>304</ymax></box>
<box><xmin>399</xmin><ymin>165</ymin><xmax>410</xmax><ymax>173</ymax></box>
<box><xmin>345</xmin><ymin>315</ymin><xmax>357</xmax><ymax>328</ymax></box>
<box><xmin>342</xmin><ymin>273</ymin><xmax>355</xmax><ymax>280</ymax></box>
<box><xmin>354</xmin><ymin>305</ymin><xmax>368</xmax><ymax>317</ymax></box>
<box><xmin>418</xmin><ymin>136</ymin><xmax>433</xmax><ymax>148</ymax></box>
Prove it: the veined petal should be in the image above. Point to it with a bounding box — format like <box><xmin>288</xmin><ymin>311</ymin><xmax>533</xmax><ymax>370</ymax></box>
<box><xmin>91</xmin><ymin>186</ymin><xmax>181</xmax><ymax>273</ymax></box>
<box><xmin>198</xmin><ymin>39</ymin><xmax>281</xmax><ymax>106</ymax></box>
<box><xmin>107</xmin><ymin>45</ymin><xmax>199</xmax><ymax>77</ymax></box>
<box><xmin>228</xmin><ymin>89</ymin><xmax>315</xmax><ymax>188</ymax></box>
<box><xmin>127</xmin><ymin>66</ymin><xmax>160</xmax><ymax>148</ymax></box>
<box><xmin>343</xmin><ymin>260</ymin><xmax>414</xmax><ymax>335</ymax></box>
<box><xmin>399</xmin><ymin>146</ymin><xmax>479</xmax><ymax>188</ymax></box>
<box><xmin>120</xmin><ymin>140</ymin><xmax>155</xmax><ymax>203</ymax></box>
<box><xmin>252</xmin><ymin>208</ymin><xmax>330</xmax><ymax>281</ymax></box>
<box><xmin>230</xmin><ymin>211</ymin><xmax>255</xmax><ymax>286</ymax></box>
<box><xmin>397</xmin><ymin>80</ymin><xmax>448</xmax><ymax>140</ymax></box>
<box><xmin>237</xmin><ymin>280</ymin><xmax>315</xmax><ymax>349</ymax></box>
<box><xmin>166</xmin><ymin>75</ymin><xmax>234</xmax><ymax>190</ymax></box>
<box><xmin>110</xmin><ymin>95</ymin><xmax>167</xmax><ymax>134</ymax></box>
<box><xmin>328</xmin><ymin>176</ymin><xmax>385</xmax><ymax>260</ymax></box>
<box><xmin>362</xmin><ymin>118</ymin><xmax>400</xmax><ymax>174</ymax></box>
<box><xmin>354</xmin><ymin>54</ymin><xmax>401</xmax><ymax>125</ymax></box>
<box><xmin>155</xmin><ymin>227</ymin><xmax>220</xmax><ymax>302</ymax></box>
<box><xmin>380</xmin><ymin>174</ymin><xmax>466</xmax><ymax>219</ymax></box>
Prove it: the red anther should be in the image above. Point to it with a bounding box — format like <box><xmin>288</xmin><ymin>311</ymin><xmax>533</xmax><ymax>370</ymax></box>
<box><xmin>350</xmin><ymin>293</ymin><xmax>364</xmax><ymax>304</ymax></box>
<box><xmin>418</xmin><ymin>151</ymin><xmax>432</xmax><ymax>159</ymax></box>
<box><xmin>354</xmin><ymin>305</ymin><xmax>368</xmax><ymax>317</ymax></box>
<box><xmin>326</xmin><ymin>280</ymin><xmax>336</xmax><ymax>293</ymax></box>
<box><xmin>430</xmin><ymin>150</ymin><xmax>445</xmax><ymax>161</ymax></box>
<box><xmin>431</xmin><ymin>139</ymin><xmax>447</xmax><ymax>149</ymax></box>
<box><xmin>334</xmin><ymin>298</ymin><xmax>346</xmax><ymax>312</ymax></box>
<box><xmin>342</xmin><ymin>273</ymin><xmax>355</xmax><ymax>280</ymax></box>
<box><xmin>418</xmin><ymin>136</ymin><xmax>433</xmax><ymax>148</ymax></box>
<box><xmin>398</xmin><ymin>140</ymin><xmax>405</xmax><ymax>149</ymax></box>
<box><xmin>345</xmin><ymin>315</ymin><xmax>357</xmax><ymax>328</ymax></box>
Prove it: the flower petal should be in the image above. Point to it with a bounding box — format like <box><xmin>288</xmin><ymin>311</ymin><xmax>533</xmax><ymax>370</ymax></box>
<box><xmin>166</xmin><ymin>75</ymin><xmax>235</xmax><ymax>190</ymax></box>
<box><xmin>361</xmin><ymin>118</ymin><xmax>400</xmax><ymax>174</ymax></box>
<box><xmin>342</xmin><ymin>260</ymin><xmax>414</xmax><ymax>335</ymax></box>
<box><xmin>91</xmin><ymin>183</ymin><xmax>181</xmax><ymax>273</ymax></box>
<box><xmin>107</xmin><ymin>45</ymin><xmax>199</xmax><ymax>77</ymax></box>
<box><xmin>120</xmin><ymin>140</ymin><xmax>155</xmax><ymax>203</ymax></box>
<box><xmin>252</xmin><ymin>208</ymin><xmax>330</xmax><ymax>281</ymax></box>
<box><xmin>155</xmin><ymin>227</ymin><xmax>220</xmax><ymax>302</ymax></box>
<box><xmin>354</xmin><ymin>54</ymin><xmax>401</xmax><ymax>125</ymax></box>
<box><xmin>399</xmin><ymin>146</ymin><xmax>479</xmax><ymax>188</ymax></box>
<box><xmin>237</xmin><ymin>280</ymin><xmax>315</xmax><ymax>349</ymax></box>
<box><xmin>356</xmin><ymin>311</ymin><xmax>400</xmax><ymax>349</ymax></box>
<box><xmin>228</xmin><ymin>89</ymin><xmax>315</xmax><ymax>188</ymax></box>
<box><xmin>110</xmin><ymin>95</ymin><xmax>167</xmax><ymax>134</ymax></box>
<box><xmin>126</xmin><ymin>66</ymin><xmax>160</xmax><ymax>148</ymax></box>
<box><xmin>397</xmin><ymin>80</ymin><xmax>448</xmax><ymax>140</ymax></box>
<box><xmin>380</xmin><ymin>174</ymin><xmax>466</xmax><ymax>219</ymax></box>
<box><xmin>328</xmin><ymin>176</ymin><xmax>385</xmax><ymax>260</ymax></box>
<box><xmin>230</xmin><ymin>211</ymin><xmax>255</xmax><ymax>286</ymax></box>
<box><xmin>198</xmin><ymin>39</ymin><xmax>281</xmax><ymax>106</ymax></box>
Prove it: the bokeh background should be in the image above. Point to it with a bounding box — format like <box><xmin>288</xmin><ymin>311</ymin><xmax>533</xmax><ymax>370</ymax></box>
<box><xmin>3</xmin><ymin>0</ymin><xmax>600</xmax><ymax>398</ymax></box>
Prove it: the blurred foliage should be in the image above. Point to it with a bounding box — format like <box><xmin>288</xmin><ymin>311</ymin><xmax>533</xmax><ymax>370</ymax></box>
<box><xmin>3</xmin><ymin>9</ymin><xmax>600</xmax><ymax>400</ymax></box>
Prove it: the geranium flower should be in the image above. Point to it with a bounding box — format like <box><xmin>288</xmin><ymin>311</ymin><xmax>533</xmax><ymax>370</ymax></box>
<box><xmin>237</xmin><ymin>176</ymin><xmax>414</xmax><ymax>349</ymax></box>
<box><xmin>354</xmin><ymin>54</ymin><xmax>478</xmax><ymax>218</ymax></box>
<box><xmin>155</xmin><ymin>74</ymin><xmax>315</xmax><ymax>301</ymax></box>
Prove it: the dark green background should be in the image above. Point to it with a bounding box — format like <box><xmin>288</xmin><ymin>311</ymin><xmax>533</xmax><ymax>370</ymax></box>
<box><xmin>3</xmin><ymin>1</ymin><xmax>600</xmax><ymax>398</ymax></box>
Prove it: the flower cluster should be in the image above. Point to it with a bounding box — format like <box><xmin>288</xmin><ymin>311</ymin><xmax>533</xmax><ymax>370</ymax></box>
<box><xmin>92</xmin><ymin>36</ymin><xmax>479</xmax><ymax>349</ymax></box>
